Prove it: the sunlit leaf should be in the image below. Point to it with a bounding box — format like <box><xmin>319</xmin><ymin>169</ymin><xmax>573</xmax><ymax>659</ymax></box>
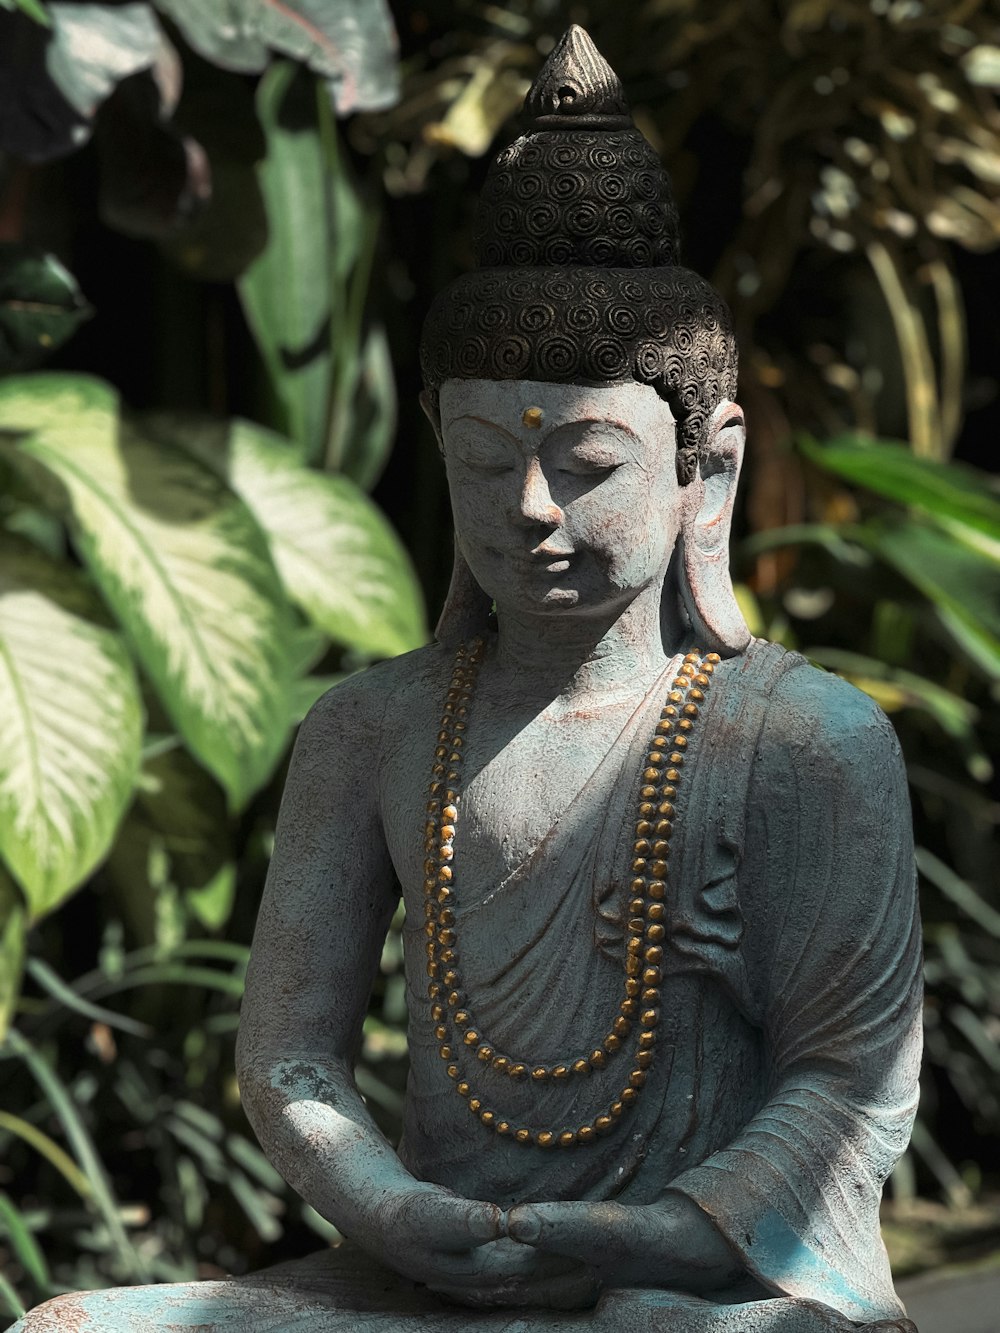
<box><xmin>153</xmin><ymin>0</ymin><xmax>399</xmax><ymax>114</ymax></box>
<box><xmin>0</xmin><ymin>246</ymin><xmax>91</xmax><ymax>371</ymax></box>
<box><xmin>145</xmin><ymin>413</ymin><xmax>426</xmax><ymax>659</ymax></box>
<box><xmin>0</xmin><ymin>534</ymin><xmax>142</xmax><ymax>920</ymax></box>
<box><xmin>800</xmin><ymin>435</ymin><xmax>1000</xmax><ymax>558</ymax></box>
<box><xmin>864</xmin><ymin>519</ymin><xmax>1000</xmax><ymax>679</ymax></box>
<box><xmin>0</xmin><ymin>375</ymin><xmax>294</xmax><ymax>807</ymax></box>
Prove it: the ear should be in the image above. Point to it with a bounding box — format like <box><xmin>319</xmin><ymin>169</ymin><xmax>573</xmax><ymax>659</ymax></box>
<box><xmin>678</xmin><ymin>400</ymin><xmax>751</xmax><ymax>656</ymax></box>
<box><xmin>420</xmin><ymin>389</ymin><xmax>444</xmax><ymax>451</ymax></box>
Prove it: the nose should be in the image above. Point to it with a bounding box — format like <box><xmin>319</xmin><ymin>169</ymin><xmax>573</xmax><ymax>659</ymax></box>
<box><xmin>517</xmin><ymin>457</ymin><xmax>563</xmax><ymax>527</ymax></box>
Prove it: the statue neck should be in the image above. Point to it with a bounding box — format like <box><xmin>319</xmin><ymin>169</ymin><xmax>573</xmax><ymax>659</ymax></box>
<box><xmin>493</xmin><ymin>581</ymin><xmax>687</xmax><ymax>706</ymax></box>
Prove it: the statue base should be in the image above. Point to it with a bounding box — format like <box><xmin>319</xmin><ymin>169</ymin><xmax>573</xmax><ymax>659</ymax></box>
<box><xmin>11</xmin><ymin>1245</ymin><xmax>918</xmax><ymax>1331</ymax></box>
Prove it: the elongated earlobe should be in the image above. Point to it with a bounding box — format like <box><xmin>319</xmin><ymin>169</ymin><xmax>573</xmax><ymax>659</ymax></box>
<box><xmin>678</xmin><ymin>401</ymin><xmax>752</xmax><ymax>655</ymax></box>
<box><xmin>435</xmin><ymin>539</ymin><xmax>494</xmax><ymax>645</ymax></box>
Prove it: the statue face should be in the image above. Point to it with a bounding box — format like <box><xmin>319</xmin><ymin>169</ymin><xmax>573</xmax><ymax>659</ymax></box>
<box><xmin>439</xmin><ymin>379</ymin><xmax>683</xmax><ymax>618</ymax></box>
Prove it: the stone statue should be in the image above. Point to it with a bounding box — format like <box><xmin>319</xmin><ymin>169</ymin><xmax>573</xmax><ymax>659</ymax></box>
<box><xmin>15</xmin><ymin>25</ymin><xmax>922</xmax><ymax>1333</ymax></box>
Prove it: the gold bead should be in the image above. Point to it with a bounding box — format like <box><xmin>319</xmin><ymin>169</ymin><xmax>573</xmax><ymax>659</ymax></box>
<box><xmin>424</xmin><ymin>902</ymin><xmax>436</xmax><ymax>920</ymax></box>
<box><xmin>651</xmin><ymin>859</ymin><xmax>668</xmax><ymax>878</ymax></box>
<box><xmin>434</xmin><ymin>1024</ymin><xmax>447</xmax><ymax>1040</ymax></box>
<box><xmin>648</xmin><ymin>880</ymin><xmax>666</xmax><ymax>900</ymax></box>
<box><xmin>439</xmin><ymin>907</ymin><xmax>455</xmax><ymax>926</ymax></box>
<box><xmin>642</xmin><ymin>767</ymin><xmax>660</xmax><ymax>782</ymax></box>
<box><xmin>641</xmin><ymin>1009</ymin><xmax>659</xmax><ymax>1027</ymax></box>
<box><xmin>497</xmin><ymin>1121</ymin><xmax>511</xmax><ymax>1135</ymax></box>
<box><xmin>427</xmin><ymin>962</ymin><xmax>439</xmax><ymax>978</ymax></box>
<box><xmin>652</xmin><ymin>840</ymin><xmax>669</xmax><ymax>857</ymax></box>
<box><xmin>595</xmin><ymin>1114</ymin><xmax>613</xmax><ymax>1133</ymax></box>
<box><xmin>531</xmin><ymin>1067</ymin><xmax>549</xmax><ymax>1082</ymax></box>
<box><xmin>492</xmin><ymin>1055</ymin><xmax>509</xmax><ymax>1073</ymax></box>
<box><xmin>480</xmin><ymin>1110</ymin><xmax>495</xmax><ymax>1127</ymax></box>
<box><xmin>613</xmin><ymin>1016</ymin><xmax>631</xmax><ymax>1037</ymax></box>
<box><xmin>440</xmin><ymin>824</ymin><xmax>456</xmax><ymax>841</ymax></box>
<box><xmin>537</xmin><ymin>1131</ymin><xmax>555</xmax><ymax>1148</ymax></box>
<box><xmin>665</xmin><ymin>768</ymin><xmax>681</xmax><ymax>783</ymax></box>
<box><xmin>428</xmin><ymin>982</ymin><xmax>442</xmax><ymax>999</ymax></box>
<box><xmin>424</xmin><ymin>922</ymin><xmax>436</xmax><ymax>939</ymax></box>
<box><xmin>469</xmin><ymin>1097</ymin><xmax>482</xmax><ymax>1113</ymax></box>
<box><xmin>638</xmin><ymin>802</ymin><xmax>655</xmax><ymax>817</ymax></box>
<box><xmin>572</xmin><ymin>1059</ymin><xmax>591</xmax><ymax>1074</ymax></box>
<box><xmin>643</xmin><ymin>966</ymin><xmax>662</xmax><ymax>986</ymax></box>
<box><xmin>424</xmin><ymin>878</ymin><xmax>437</xmax><ymax>894</ymax></box>
<box><xmin>640</xmin><ymin>784</ymin><xmax>657</xmax><ymax>799</ymax></box>
<box><xmin>637</xmin><ymin>1050</ymin><xmax>653</xmax><ymax>1068</ymax></box>
<box><xmin>447</xmin><ymin>1063</ymin><xmax>459</xmax><ymax>1078</ymax></box>
<box><xmin>426</xmin><ymin>800</ymin><xmax>441</xmax><ymax>814</ymax></box>
<box><xmin>437</xmin><ymin>886</ymin><xmax>453</xmax><ymax>904</ymax></box>
<box><xmin>621</xmin><ymin>1087</ymin><xmax>639</xmax><ymax>1106</ymax></box>
<box><xmin>673</xmin><ymin>736</ymin><xmax>688</xmax><ymax>750</ymax></box>
<box><xmin>627</xmin><ymin>938</ymin><xmax>643</xmax><ymax>955</ymax></box>
<box><xmin>647</xmin><ymin>903</ymin><xmax>665</xmax><ymax>922</ymax></box>
<box><xmin>629</xmin><ymin>896</ymin><xmax>645</xmax><ymax>915</ymax></box>
<box><xmin>464</xmin><ymin>1031</ymin><xmax>480</xmax><ymax>1046</ymax></box>
<box><xmin>655</xmin><ymin>819</ymin><xmax>672</xmax><ymax>836</ymax></box>
<box><xmin>630</xmin><ymin>877</ymin><xmax>646</xmax><ymax>893</ymax></box>
<box><xmin>628</xmin><ymin>916</ymin><xmax>645</xmax><ymax>934</ymax></box>
<box><xmin>603</xmin><ymin>1034</ymin><xmax>621</xmax><ymax>1053</ymax></box>
<box><xmin>552</xmin><ymin>1065</ymin><xmax>569</xmax><ymax>1079</ymax></box>
<box><xmin>438</xmin><ymin>866</ymin><xmax>453</xmax><ymax>883</ymax></box>
<box><xmin>639</xmin><ymin>1030</ymin><xmax>656</xmax><ymax>1049</ymax></box>
<box><xmin>509</xmin><ymin>1063</ymin><xmax>527</xmax><ymax>1078</ymax></box>
<box><xmin>558</xmin><ymin>1131</ymin><xmax>576</xmax><ymax>1148</ymax></box>
<box><xmin>442</xmin><ymin>804</ymin><xmax>458</xmax><ymax>820</ymax></box>
<box><xmin>642</xmin><ymin>987</ymin><xmax>659</xmax><ymax>1004</ymax></box>
<box><xmin>435</xmin><ymin>746</ymin><xmax>448</xmax><ymax>759</ymax></box>
<box><xmin>661</xmin><ymin>785</ymin><xmax>677</xmax><ymax>800</ymax></box>
<box><xmin>684</xmin><ymin>651</ymin><xmax>700</xmax><ymax>663</ymax></box>
<box><xmin>631</xmin><ymin>857</ymin><xmax>647</xmax><ymax>874</ymax></box>
<box><xmin>456</xmin><ymin>1081</ymin><xmax>470</xmax><ymax>1097</ymax></box>
<box><xmin>662</xmin><ymin>704</ymin><xmax>678</xmax><ymax>717</ymax></box>
<box><xmin>454</xmin><ymin>1010</ymin><xmax>470</xmax><ymax>1026</ymax></box>
<box><xmin>590</xmin><ymin>1049</ymin><xmax>607</xmax><ymax>1068</ymax></box>
<box><xmin>629</xmin><ymin>1069</ymin><xmax>647</xmax><ymax>1089</ymax></box>
<box><xmin>610</xmin><ymin>1101</ymin><xmax>624</xmax><ymax>1117</ymax></box>
<box><xmin>633</xmin><ymin>840</ymin><xmax>650</xmax><ymax>857</ymax></box>
<box><xmin>620</xmin><ymin>998</ymin><xmax>638</xmax><ymax>1018</ymax></box>
<box><xmin>439</xmin><ymin>1044</ymin><xmax>453</xmax><ymax>1060</ymax></box>
<box><xmin>706</xmin><ymin>652</ymin><xmax>721</xmax><ymax>663</ymax></box>
<box><xmin>669</xmin><ymin>753</ymin><xmax>684</xmax><ymax>767</ymax></box>
<box><xmin>689</xmin><ymin>687</ymin><xmax>705</xmax><ymax>701</ymax></box>
<box><xmin>447</xmin><ymin>989</ymin><xmax>461</xmax><ymax>1005</ymax></box>
<box><xmin>577</xmin><ymin>1125</ymin><xmax>596</xmax><ymax>1143</ymax></box>
<box><xmin>650</xmin><ymin>736</ymin><xmax>668</xmax><ymax>751</ymax></box>
<box><xmin>635</xmin><ymin>820</ymin><xmax>652</xmax><ymax>836</ymax></box>
<box><xmin>655</xmin><ymin>718</ymin><xmax>673</xmax><ymax>733</ymax></box>
<box><xmin>679</xmin><ymin>718</ymin><xmax>694</xmax><ymax>732</ymax></box>
<box><xmin>515</xmin><ymin>1128</ymin><xmax>532</xmax><ymax>1144</ymax></box>
<box><xmin>439</xmin><ymin>948</ymin><xmax>455</xmax><ymax>964</ymax></box>
<box><xmin>626</xmin><ymin>955</ymin><xmax>641</xmax><ymax>976</ymax></box>
<box><xmin>646</xmin><ymin>923</ymin><xmax>666</xmax><ymax>943</ymax></box>
<box><xmin>438</xmin><ymin>928</ymin><xmax>455</xmax><ymax>946</ymax></box>
<box><xmin>625</xmin><ymin>978</ymin><xmax>641</xmax><ymax>997</ymax></box>
<box><xmin>477</xmin><ymin>1045</ymin><xmax>494</xmax><ymax>1062</ymax></box>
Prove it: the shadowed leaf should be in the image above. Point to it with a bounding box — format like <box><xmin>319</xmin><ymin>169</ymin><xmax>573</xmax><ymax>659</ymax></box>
<box><xmin>0</xmin><ymin>246</ymin><xmax>91</xmax><ymax>371</ymax></box>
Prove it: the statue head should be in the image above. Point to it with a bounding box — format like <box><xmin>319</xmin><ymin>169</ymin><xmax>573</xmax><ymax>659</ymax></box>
<box><xmin>420</xmin><ymin>25</ymin><xmax>750</xmax><ymax>655</ymax></box>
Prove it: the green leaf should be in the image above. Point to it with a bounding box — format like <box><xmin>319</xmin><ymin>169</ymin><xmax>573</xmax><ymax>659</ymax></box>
<box><xmin>863</xmin><ymin>519</ymin><xmax>1000</xmax><ymax>679</ymax></box>
<box><xmin>0</xmin><ymin>246</ymin><xmax>91</xmax><ymax>371</ymax></box>
<box><xmin>0</xmin><ymin>375</ymin><xmax>294</xmax><ymax>807</ymax></box>
<box><xmin>0</xmin><ymin>534</ymin><xmax>142</xmax><ymax>920</ymax></box>
<box><xmin>108</xmin><ymin>746</ymin><xmax>235</xmax><ymax>939</ymax></box>
<box><xmin>0</xmin><ymin>870</ymin><xmax>26</xmax><ymax>1041</ymax></box>
<box><xmin>0</xmin><ymin>2</ymin><xmax>174</xmax><ymax>162</ymax></box>
<box><xmin>800</xmin><ymin>435</ymin><xmax>1000</xmax><ymax>559</ymax></box>
<box><xmin>146</xmin><ymin>414</ymin><xmax>426</xmax><ymax>659</ymax></box>
<box><xmin>153</xmin><ymin>0</ymin><xmax>400</xmax><ymax>114</ymax></box>
<box><xmin>238</xmin><ymin>64</ymin><xmax>332</xmax><ymax>459</ymax></box>
<box><xmin>0</xmin><ymin>0</ymin><xmax>50</xmax><ymax>26</ymax></box>
<box><xmin>0</xmin><ymin>1190</ymin><xmax>50</xmax><ymax>1297</ymax></box>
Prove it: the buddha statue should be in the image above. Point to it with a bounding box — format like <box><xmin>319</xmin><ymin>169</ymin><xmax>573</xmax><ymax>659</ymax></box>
<box><xmin>14</xmin><ymin>25</ymin><xmax>922</xmax><ymax>1333</ymax></box>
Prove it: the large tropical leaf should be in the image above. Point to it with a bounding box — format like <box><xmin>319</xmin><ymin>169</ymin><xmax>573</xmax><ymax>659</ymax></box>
<box><xmin>865</xmin><ymin>519</ymin><xmax>1000</xmax><ymax>680</ymax></box>
<box><xmin>0</xmin><ymin>534</ymin><xmax>142</xmax><ymax>919</ymax></box>
<box><xmin>0</xmin><ymin>2</ymin><xmax>177</xmax><ymax>162</ymax></box>
<box><xmin>154</xmin><ymin>0</ymin><xmax>399</xmax><ymax>114</ymax></box>
<box><xmin>0</xmin><ymin>375</ymin><xmax>294</xmax><ymax>807</ymax></box>
<box><xmin>801</xmin><ymin>435</ymin><xmax>1000</xmax><ymax>561</ymax></box>
<box><xmin>145</xmin><ymin>413</ymin><xmax>426</xmax><ymax>659</ymax></box>
<box><xmin>238</xmin><ymin>63</ymin><xmax>332</xmax><ymax>461</ymax></box>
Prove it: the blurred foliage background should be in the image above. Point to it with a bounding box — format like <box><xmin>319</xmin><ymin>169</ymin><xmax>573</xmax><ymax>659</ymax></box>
<box><xmin>0</xmin><ymin>0</ymin><xmax>998</xmax><ymax>1322</ymax></box>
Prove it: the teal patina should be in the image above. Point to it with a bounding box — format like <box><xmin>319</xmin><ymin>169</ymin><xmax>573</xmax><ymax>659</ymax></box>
<box><xmin>14</xmin><ymin>26</ymin><xmax>922</xmax><ymax>1333</ymax></box>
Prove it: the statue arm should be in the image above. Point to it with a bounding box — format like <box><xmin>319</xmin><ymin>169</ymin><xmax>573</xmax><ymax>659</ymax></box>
<box><xmin>235</xmin><ymin>672</ymin><xmax>502</xmax><ymax>1281</ymax></box>
<box><xmin>665</xmin><ymin>668</ymin><xmax>922</xmax><ymax>1321</ymax></box>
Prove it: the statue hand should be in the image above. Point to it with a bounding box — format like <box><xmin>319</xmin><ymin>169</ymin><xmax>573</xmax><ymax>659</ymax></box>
<box><xmin>424</xmin><ymin>1236</ymin><xmax>601</xmax><ymax>1310</ymax></box>
<box><xmin>358</xmin><ymin>1181</ymin><xmax>504</xmax><ymax>1288</ymax></box>
<box><xmin>507</xmin><ymin>1193</ymin><xmax>742</xmax><ymax>1293</ymax></box>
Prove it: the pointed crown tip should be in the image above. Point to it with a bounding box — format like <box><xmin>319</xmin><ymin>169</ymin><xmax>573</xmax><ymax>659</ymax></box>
<box><xmin>525</xmin><ymin>25</ymin><xmax>629</xmax><ymax>126</ymax></box>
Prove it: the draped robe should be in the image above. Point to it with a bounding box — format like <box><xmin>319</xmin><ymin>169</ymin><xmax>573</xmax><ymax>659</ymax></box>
<box><xmin>14</xmin><ymin>641</ymin><xmax>923</xmax><ymax>1332</ymax></box>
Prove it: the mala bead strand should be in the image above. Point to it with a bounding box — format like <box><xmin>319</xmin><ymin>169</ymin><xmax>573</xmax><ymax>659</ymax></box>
<box><xmin>424</xmin><ymin>640</ymin><xmax>719</xmax><ymax>1146</ymax></box>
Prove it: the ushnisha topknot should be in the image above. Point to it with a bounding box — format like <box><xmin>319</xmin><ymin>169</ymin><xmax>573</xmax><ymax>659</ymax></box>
<box><xmin>420</xmin><ymin>25</ymin><xmax>738</xmax><ymax>483</ymax></box>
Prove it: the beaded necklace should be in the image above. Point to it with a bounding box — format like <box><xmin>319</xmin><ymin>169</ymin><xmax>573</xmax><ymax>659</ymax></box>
<box><xmin>423</xmin><ymin>637</ymin><xmax>719</xmax><ymax>1149</ymax></box>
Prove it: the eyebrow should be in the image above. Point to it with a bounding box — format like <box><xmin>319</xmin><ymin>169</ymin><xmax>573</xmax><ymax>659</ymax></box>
<box><xmin>444</xmin><ymin>413</ymin><xmax>643</xmax><ymax>445</ymax></box>
<box><xmin>443</xmin><ymin>413</ymin><xmax>518</xmax><ymax>443</ymax></box>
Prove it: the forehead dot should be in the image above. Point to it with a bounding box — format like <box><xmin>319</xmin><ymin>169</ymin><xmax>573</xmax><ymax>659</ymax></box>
<box><xmin>522</xmin><ymin>406</ymin><xmax>543</xmax><ymax>429</ymax></box>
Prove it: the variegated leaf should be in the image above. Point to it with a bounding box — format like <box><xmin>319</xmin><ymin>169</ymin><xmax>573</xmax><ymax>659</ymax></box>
<box><xmin>146</xmin><ymin>414</ymin><xmax>426</xmax><ymax>660</ymax></box>
<box><xmin>0</xmin><ymin>535</ymin><xmax>142</xmax><ymax>920</ymax></box>
<box><xmin>0</xmin><ymin>375</ymin><xmax>294</xmax><ymax>807</ymax></box>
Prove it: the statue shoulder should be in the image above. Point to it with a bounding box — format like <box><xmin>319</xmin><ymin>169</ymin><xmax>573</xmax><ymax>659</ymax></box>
<box><xmin>754</xmin><ymin>648</ymin><xmax>904</xmax><ymax>783</ymax></box>
<box><xmin>297</xmin><ymin>641</ymin><xmax>454</xmax><ymax>757</ymax></box>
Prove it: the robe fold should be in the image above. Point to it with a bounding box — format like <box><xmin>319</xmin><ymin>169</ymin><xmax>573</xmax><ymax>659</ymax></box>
<box><xmin>13</xmin><ymin>641</ymin><xmax>922</xmax><ymax>1332</ymax></box>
